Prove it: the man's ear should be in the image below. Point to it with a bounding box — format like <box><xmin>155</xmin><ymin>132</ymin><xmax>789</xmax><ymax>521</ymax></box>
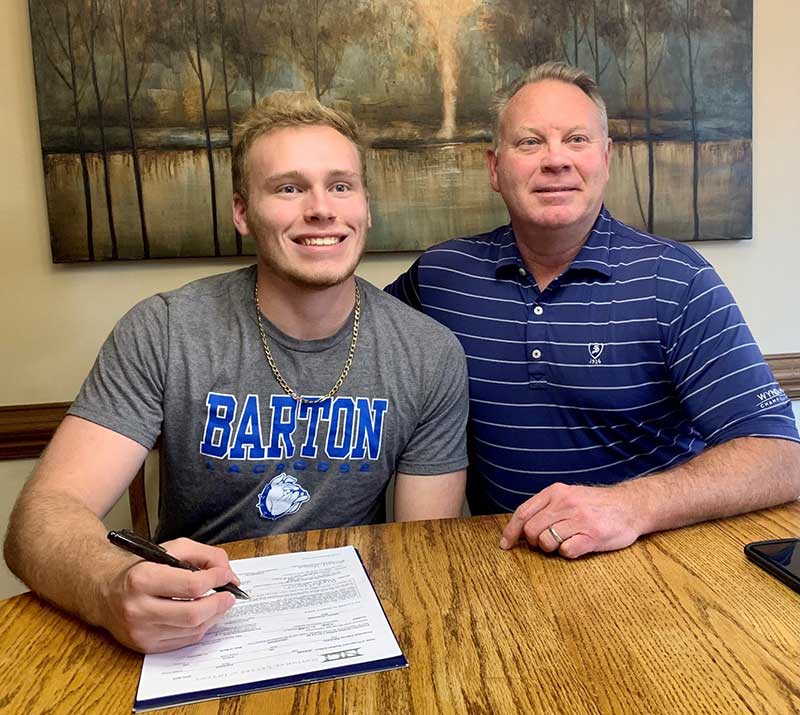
<box><xmin>487</xmin><ymin>149</ymin><xmax>501</xmax><ymax>193</ymax></box>
<box><xmin>603</xmin><ymin>137</ymin><xmax>612</xmax><ymax>180</ymax></box>
<box><xmin>366</xmin><ymin>191</ymin><xmax>372</xmax><ymax>229</ymax></box>
<box><xmin>232</xmin><ymin>193</ymin><xmax>250</xmax><ymax>235</ymax></box>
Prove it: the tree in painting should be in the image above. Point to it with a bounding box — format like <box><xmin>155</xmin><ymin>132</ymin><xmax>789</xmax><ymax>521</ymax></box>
<box><xmin>605</xmin><ymin>0</ymin><xmax>648</xmax><ymax>226</ymax></box>
<box><xmin>480</xmin><ymin>0</ymin><xmax>560</xmax><ymax>81</ymax></box>
<box><xmin>558</xmin><ymin>0</ymin><xmax>587</xmax><ymax>67</ymax></box>
<box><xmin>626</xmin><ymin>0</ymin><xmax>672</xmax><ymax>233</ymax></box>
<box><xmin>672</xmin><ymin>0</ymin><xmax>703</xmax><ymax>239</ymax></box>
<box><xmin>583</xmin><ymin>0</ymin><xmax>614</xmax><ymax>83</ymax></box>
<box><xmin>226</xmin><ymin>0</ymin><xmax>276</xmax><ymax>108</ymax></box>
<box><xmin>109</xmin><ymin>0</ymin><xmax>154</xmax><ymax>257</ymax></box>
<box><xmin>79</xmin><ymin>0</ymin><xmax>119</xmax><ymax>257</ymax></box>
<box><xmin>31</xmin><ymin>0</ymin><xmax>95</xmax><ymax>259</ymax></box>
<box><xmin>281</xmin><ymin>0</ymin><xmax>373</xmax><ymax>100</ymax></box>
<box><xmin>170</xmin><ymin>0</ymin><xmax>222</xmax><ymax>255</ymax></box>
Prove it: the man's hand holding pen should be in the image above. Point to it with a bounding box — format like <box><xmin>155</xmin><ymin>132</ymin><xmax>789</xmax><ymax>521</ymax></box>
<box><xmin>102</xmin><ymin>535</ymin><xmax>243</xmax><ymax>654</ymax></box>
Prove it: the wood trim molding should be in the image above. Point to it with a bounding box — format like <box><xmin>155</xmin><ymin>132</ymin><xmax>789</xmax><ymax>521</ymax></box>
<box><xmin>0</xmin><ymin>402</ymin><xmax>70</xmax><ymax>460</ymax></box>
<box><xmin>1</xmin><ymin>353</ymin><xmax>798</xmax><ymax>462</ymax></box>
<box><xmin>766</xmin><ymin>353</ymin><xmax>800</xmax><ymax>400</ymax></box>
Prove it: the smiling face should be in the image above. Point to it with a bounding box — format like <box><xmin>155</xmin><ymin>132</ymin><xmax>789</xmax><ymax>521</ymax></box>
<box><xmin>233</xmin><ymin>125</ymin><xmax>370</xmax><ymax>290</ymax></box>
<box><xmin>488</xmin><ymin>79</ymin><xmax>611</xmax><ymax>242</ymax></box>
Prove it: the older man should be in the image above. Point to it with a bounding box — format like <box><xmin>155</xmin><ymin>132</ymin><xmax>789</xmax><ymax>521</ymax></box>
<box><xmin>387</xmin><ymin>61</ymin><xmax>800</xmax><ymax>558</ymax></box>
<box><xmin>5</xmin><ymin>93</ymin><xmax>468</xmax><ymax>653</ymax></box>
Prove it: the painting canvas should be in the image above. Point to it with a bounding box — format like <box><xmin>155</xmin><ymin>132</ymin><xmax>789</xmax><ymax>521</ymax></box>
<box><xmin>29</xmin><ymin>0</ymin><xmax>752</xmax><ymax>263</ymax></box>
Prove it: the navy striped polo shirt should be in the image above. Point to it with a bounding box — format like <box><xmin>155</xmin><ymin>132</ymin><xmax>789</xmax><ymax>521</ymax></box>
<box><xmin>386</xmin><ymin>207</ymin><xmax>799</xmax><ymax>515</ymax></box>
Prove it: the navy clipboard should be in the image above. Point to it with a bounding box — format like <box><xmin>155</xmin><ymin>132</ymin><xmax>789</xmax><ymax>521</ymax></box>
<box><xmin>133</xmin><ymin>546</ymin><xmax>408</xmax><ymax>711</ymax></box>
<box><xmin>134</xmin><ymin>655</ymin><xmax>408</xmax><ymax>711</ymax></box>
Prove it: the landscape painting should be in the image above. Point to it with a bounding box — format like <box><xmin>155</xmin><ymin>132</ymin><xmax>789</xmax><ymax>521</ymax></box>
<box><xmin>29</xmin><ymin>0</ymin><xmax>753</xmax><ymax>262</ymax></box>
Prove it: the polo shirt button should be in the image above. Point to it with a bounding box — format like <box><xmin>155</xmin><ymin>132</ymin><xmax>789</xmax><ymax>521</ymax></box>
<box><xmin>533</xmin><ymin>306</ymin><xmax>544</xmax><ymax>316</ymax></box>
<box><xmin>518</xmin><ymin>267</ymin><xmax>526</xmax><ymax>277</ymax></box>
<box><xmin>531</xmin><ymin>349</ymin><xmax>542</xmax><ymax>359</ymax></box>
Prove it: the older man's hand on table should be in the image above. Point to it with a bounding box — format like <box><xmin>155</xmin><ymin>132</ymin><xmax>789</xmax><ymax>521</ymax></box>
<box><xmin>498</xmin><ymin>482</ymin><xmax>643</xmax><ymax>558</ymax></box>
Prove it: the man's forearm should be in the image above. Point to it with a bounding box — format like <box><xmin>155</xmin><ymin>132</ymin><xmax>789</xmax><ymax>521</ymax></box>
<box><xmin>3</xmin><ymin>484</ymin><xmax>136</xmax><ymax>627</ymax></box>
<box><xmin>620</xmin><ymin>437</ymin><xmax>800</xmax><ymax>537</ymax></box>
<box><xmin>3</xmin><ymin>416</ymin><xmax>150</xmax><ymax>626</ymax></box>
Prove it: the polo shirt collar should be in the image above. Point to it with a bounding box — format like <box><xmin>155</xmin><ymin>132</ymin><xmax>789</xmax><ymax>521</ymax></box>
<box><xmin>568</xmin><ymin>206</ymin><xmax>613</xmax><ymax>279</ymax></box>
<box><xmin>493</xmin><ymin>225</ymin><xmax>523</xmax><ymax>276</ymax></box>
<box><xmin>494</xmin><ymin>206</ymin><xmax>614</xmax><ymax>280</ymax></box>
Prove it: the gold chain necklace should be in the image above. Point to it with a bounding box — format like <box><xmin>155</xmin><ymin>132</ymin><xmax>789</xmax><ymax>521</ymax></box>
<box><xmin>254</xmin><ymin>280</ymin><xmax>360</xmax><ymax>405</ymax></box>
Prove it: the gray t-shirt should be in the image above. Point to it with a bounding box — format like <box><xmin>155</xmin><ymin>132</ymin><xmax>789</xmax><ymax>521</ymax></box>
<box><xmin>69</xmin><ymin>267</ymin><xmax>468</xmax><ymax>543</ymax></box>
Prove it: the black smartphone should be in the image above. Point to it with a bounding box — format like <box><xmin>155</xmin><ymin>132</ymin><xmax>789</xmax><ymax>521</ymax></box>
<box><xmin>744</xmin><ymin>538</ymin><xmax>800</xmax><ymax>594</ymax></box>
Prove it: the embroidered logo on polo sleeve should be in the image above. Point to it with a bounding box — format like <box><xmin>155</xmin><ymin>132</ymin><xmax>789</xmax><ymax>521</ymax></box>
<box><xmin>588</xmin><ymin>343</ymin><xmax>604</xmax><ymax>364</ymax></box>
<box><xmin>756</xmin><ymin>388</ymin><xmax>789</xmax><ymax>410</ymax></box>
<box><xmin>257</xmin><ymin>473</ymin><xmax>310</xmax><ymax>520</ymax></box>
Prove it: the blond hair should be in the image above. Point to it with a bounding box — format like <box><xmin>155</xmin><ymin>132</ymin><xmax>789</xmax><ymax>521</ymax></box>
<box><xmin>232</xmin><ymin>91</ymin><xmax>366</xmax><ymax>198</ymax></box>
<box><xmin>491</xmin><ymin>61</ymin><xmax>608</xmax><ymax>151</ymax></box>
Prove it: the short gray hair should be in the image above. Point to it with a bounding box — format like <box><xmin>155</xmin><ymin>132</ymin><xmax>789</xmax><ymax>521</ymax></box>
<box><xmin>491</xmin><ymin>61</ymin><xmax>608</xmax><ymax>151</ymax></box>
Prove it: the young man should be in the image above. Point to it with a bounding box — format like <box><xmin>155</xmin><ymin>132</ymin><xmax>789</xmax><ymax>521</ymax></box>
<box><xmin>4</xmin><ymin>93</ymin><xmax>468</xmax><ymax>653</ymax></box>
<box><xmin>387</xmin><ymin>62</ymin><xmax>800</xmax><ymax>559</ymax></box>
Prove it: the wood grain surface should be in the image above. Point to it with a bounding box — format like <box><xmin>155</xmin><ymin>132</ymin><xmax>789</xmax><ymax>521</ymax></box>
<box><xmin>1</xmin><ymin>504</ymin><xmax>798</xmax><ymax>715</ymax></box>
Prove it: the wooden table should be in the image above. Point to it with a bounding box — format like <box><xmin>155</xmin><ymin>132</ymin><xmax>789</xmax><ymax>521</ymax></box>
<box><xmin>1</xmin><ymin>504</ymin><xmax>799</xmax><ymax>714</ymax></box>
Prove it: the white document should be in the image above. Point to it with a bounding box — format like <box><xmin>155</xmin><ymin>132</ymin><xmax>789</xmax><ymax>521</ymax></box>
<box><xmin>133</xmin><ymin>545</ymin><xmax>406</xmax><ymax>711</ymax></box>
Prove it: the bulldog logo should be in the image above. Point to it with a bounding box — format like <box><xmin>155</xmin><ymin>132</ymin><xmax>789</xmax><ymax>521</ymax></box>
<box><xmin>588</xmin><ymin>343</ymin><xmax>604</xmax><ymax>364</ymax></box>
<box><xmin>257</xmin><ymin>473</ymin><xmax>310</xmax><ymax>520</ymax></box>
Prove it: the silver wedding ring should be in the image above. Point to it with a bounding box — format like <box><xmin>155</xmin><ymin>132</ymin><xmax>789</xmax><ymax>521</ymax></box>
<box><xmin>548</xmin><ymin>525</ymin><xmax>565</xmax><ymax>545</ymax></box>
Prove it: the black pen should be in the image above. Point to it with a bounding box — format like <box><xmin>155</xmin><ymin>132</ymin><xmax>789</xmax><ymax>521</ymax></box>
<box><xmin>107</xmin><ymin>529</ymin><xmax>250</xmax><ymax>600</ymax></box>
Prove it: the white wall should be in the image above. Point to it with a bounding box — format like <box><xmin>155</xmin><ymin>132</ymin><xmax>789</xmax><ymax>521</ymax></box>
<box><xmin>2</xmin><ymin>1</ymin><xmax>799</xmax><ymax>599</ymax></box>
